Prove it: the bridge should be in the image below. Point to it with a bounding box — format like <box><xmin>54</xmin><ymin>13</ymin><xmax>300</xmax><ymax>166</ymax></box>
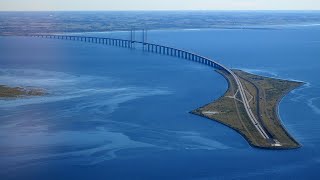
<box><xmin>32</xmin><ymin>34</ymin><xmax>273</xmax><ymax>142</ymax></box>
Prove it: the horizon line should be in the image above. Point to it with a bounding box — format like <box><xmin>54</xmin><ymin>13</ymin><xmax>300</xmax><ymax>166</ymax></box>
<box><xmin>1</xmin><ymin>9</ymin><xmax>320</xmax><ymax>12</ymax></box>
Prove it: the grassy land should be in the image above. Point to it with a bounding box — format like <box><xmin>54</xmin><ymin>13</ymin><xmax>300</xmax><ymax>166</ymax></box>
<box><xmin>0</xmin><ymin>85</ymin><xmax>45</xmax><ymax>98</ymax></box>
<box><xmin>191</xmin><ymin>69</ymin><xmax>303</xmax><ymax>149</ymax></box>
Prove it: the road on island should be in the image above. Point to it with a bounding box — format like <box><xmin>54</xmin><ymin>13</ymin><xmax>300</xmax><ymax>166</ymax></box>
<box><xmin>230</xmin><ymin>71</ymin><xmax>271</xmax><ymax>139</ymax></box>
<box><xmin>199</xmin><ymin>57</ymin><xmax>271</xmax><ymax>140</ymax></box>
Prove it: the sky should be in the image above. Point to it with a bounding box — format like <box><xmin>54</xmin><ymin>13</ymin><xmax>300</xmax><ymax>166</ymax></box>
<box><xmin>0</xmin><ymin>0</ymin><xmax>319</xmax><ymax>11</ymax></box>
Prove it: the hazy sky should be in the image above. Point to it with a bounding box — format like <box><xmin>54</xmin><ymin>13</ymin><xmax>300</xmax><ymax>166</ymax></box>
<box><xmin>0</xmin><ymin>0</ymin><xmax>319</xmax><ymax>11</ymax></box>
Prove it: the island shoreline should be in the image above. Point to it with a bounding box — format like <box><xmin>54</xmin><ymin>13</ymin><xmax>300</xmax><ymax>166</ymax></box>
<box><xmin>191</xmin><ymin>69</ymin><xmax>303</xmax><ymax>150</ymax></box>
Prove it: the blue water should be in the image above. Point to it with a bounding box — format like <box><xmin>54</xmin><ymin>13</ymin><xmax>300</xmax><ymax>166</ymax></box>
<box><xmin>1</xmin><ymin>26</ymin><xmax>320</xmax><ymax>179</ymax></box>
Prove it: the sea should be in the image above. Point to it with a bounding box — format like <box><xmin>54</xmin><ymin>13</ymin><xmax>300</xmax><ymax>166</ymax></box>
<box><xmin>0</xmin><ymin>12</ymin><xmax>320</xmax><ymax>179</ymax></box>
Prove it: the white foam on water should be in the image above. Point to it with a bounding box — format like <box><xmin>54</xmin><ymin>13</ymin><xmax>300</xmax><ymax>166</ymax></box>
<box><xmin>290</xmin><ymin>82</ymin><xmax>312</xmax><ymax>102</ymax></box>
<box><xmin>289</xmin><ymin>83</ymin><xmax>320</xmax><ymax>116</ymax></box>
<box><xmin>0</xmin><ymin>67</ymin><xmax>230</xmax><ymax>172</ymax></box>
<box><xmin>181</xmin><ymin>135</ymin><xmax>229</xmax><ymax>150</ymax></box>
<box><xmin>307</xmin><ymin>97</ymin><xmax>320</xmax><ymax>115</ymax></box>
<box><xmin>239</xmin><ymin>68</ymin><xmax>307</xmax><ymax>83</ymax></box>
<box><xmin>275</xmin><ymin>23</ymin><xmax>320</xmax><ymax>28</ymax></box>
<box><xmin>237</xmin><ymin>68</ymin><xmax>279</xmax><ymax>77</ymax></box>
<box><xmin>0</xmin><ymin>125</ymin><xmax>230</xmax><ymax>172</ymax></box>
<box><xmin>0</xmin><ymin>68</ymin><xmax>172</xmax><ymax>108</ymax></box>
<box><xmin>0</xmin><ymin>128</ymin><xmax>156</xmax><ymax>172</ymax></box>
<box><xmin>0</xmin><ymin>68</ymin><xmax>114</xmax><ymax>88</ymax></box>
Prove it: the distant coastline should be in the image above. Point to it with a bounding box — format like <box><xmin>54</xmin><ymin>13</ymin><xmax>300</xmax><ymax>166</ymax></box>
<box><xmin>1</xmin><ymin>11</ymin><xmax>320</xmax><ymax>36</ymax></box>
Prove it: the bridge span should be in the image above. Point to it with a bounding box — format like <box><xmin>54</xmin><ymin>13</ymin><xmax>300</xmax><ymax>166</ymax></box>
<box><xmin>32</xmin><ymin>34</ymin><xmax>272</xmax><ymax>141</ymax></box>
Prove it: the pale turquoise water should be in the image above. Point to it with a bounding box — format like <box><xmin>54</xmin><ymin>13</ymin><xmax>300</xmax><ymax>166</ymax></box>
<box><xmin>0</xmin><ymin>26</ymin><xmax>320</xmax><ymax>179</ymax></box>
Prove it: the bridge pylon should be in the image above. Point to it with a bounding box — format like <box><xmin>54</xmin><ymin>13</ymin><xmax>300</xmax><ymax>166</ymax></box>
<box><xmin>142</xmin><ymin>29</ymin><xmax>148</xmax><ymax>51</ymax></box>
<box><xmin>130</xmin><ymin>28</ymin><xmax>136</xmax><ymax>49</ymax></box>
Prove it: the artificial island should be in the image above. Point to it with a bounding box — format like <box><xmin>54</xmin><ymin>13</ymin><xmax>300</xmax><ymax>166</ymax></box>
<box><xmin>192</xmin><ymin>69</ymin><xmax>303</xmax><ymax>149</ymax></box>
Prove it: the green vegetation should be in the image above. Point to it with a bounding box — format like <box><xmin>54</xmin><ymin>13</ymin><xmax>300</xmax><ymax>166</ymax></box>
<box><xmin>192</xmin><ymin>69</ymin><xmax>303</xmax><ymax>149</ymax></box>
<box><xmin>0</xmin><ymin>85</ymin><xmax>46</xmax><ymax>98</ymax></box>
